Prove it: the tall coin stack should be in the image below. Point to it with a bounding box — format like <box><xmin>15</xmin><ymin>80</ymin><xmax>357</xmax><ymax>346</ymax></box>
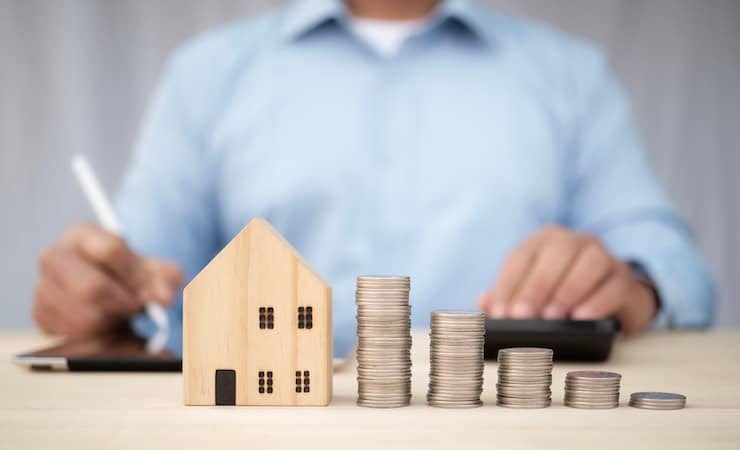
<box><xmin>355</xmin><ymin>276</ymin><xmax>412</xmax><ymax>408</ymax></box>
<box><xmin>427</xmin><ymin>311</ymin><xmax>485</xmax><ymax>408</ymax></box>
<box><xmin>496</xmin><ymin>347</ymin><xmax>553</xmax><ymax>408</ymax></box>
<box><xmin>564</xmin><ymin>371</ymin><xmax>621</xmax><ymax>409</ymax></box>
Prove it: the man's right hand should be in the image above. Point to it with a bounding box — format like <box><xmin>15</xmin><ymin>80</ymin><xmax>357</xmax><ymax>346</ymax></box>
<box><xmin>33</xmin><ymin>223</ymin><xmax>184</xmax><ymax>338</ymax></box>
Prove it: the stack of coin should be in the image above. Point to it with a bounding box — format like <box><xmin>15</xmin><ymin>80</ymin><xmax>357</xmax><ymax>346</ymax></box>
<box><xmin>427</xmin><ymin>311</ymin><xmax>485</xmax><ymax>408</ymax></box>
<box><xmin>496</xmin><ymin>348</ymin><xmax>553</xmax><ymax>408</ymax></box>
<box><xmin>629</xmin><ymin>392</ymin><xmax>686</xmax><ymax>410</ymax></box>
<box><xmin>355</xmin><ymin>276</ymin><xmax>412</xmax><ymax>408</ymax></box>
<box><xmin>564</xmin><ymin>370</ymin><xmax>621</xmax><ymax>409</ymax></box>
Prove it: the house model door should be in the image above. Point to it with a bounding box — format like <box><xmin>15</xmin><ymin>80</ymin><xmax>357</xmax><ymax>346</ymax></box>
<box><xmin>215</xmin><ymin>369</ymin><xmax>236</xmax><ymax>405</ymax></box>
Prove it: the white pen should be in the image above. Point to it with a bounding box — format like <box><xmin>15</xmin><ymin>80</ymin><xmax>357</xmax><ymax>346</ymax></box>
<box><xmin>70</xmin><ymin>153</ymin><xmax>170</xmax><ymax>346</ymax></box>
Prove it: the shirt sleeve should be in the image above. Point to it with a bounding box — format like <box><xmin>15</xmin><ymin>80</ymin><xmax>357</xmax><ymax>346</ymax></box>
<box><xmin>115</xmin><ymin>56</ymin><xmax>221</xmax><ymax>340</ymax></box>
<box><xmin>563</xmin><ymin>52</ymin><xmax>716</xmax><ymax>328</ymax></box>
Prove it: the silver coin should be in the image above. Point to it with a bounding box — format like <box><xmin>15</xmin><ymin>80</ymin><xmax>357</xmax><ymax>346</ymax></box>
<box><xmin>427</xmin><ymin>392</ymin><xmax>484</xmax><ymax>399</ymax></box>
<box><xmin>564</xmin><ymin>391</ymin><xmax>619</xmax><ymax>398</ymax></box>
<box><xmin>358</xmin><ymin>372</ymin><xmax>412</xmax><ymax>377</ymax></box>
<box><xmin>357</xmin><ymin>375</ymin><xmax>412</xmax><ymax>382</ymax></box>
<box><xmin>358</xmin><ymin>396</ymin><xmax>413</xmax><ymax>402</ymax></box>
<box><xmin>497</xmin><ymin>400</ymin><xmax>551</xmax><ymax>409</ymax></box>
<box><xmin>565</xmin><ymin>400</ymin><xmax>619</xmax><ymax>409</ymax></box>
<box><xmin>430</xmin><ymin>312</ymin><xmax>484</xmax><ymax>318</ymax></box>
<box><xmin>564</xmin><ymin>380</ymin><xmax>622</xmax><ymax>388</ymax></box>
<box><xmin>499</xmin><ymin>347</ymin><xmax>553</xmax><ymax>355</ymax></box>
<box><xmin>356</xmin><ymin>328</ymin><xmax>411</xmax><ymax>334</ymax></box>
<box><xmin>431</xmin><ymin>369</ymin><xmax>483</xmax><ymax>375</ymax></box>
<box><xmin>430</xmin><ymin>335</ymin><xmax>485</xmax><ymax>341</ymax></box>
<box><xmin>357</xmin><ymin>401</ymin><xmax>410</xmax><ymax>408</ymax></box>
<box><xmin>498</xmin><ymin>367</ymin><xmax>553</xmax><ymax>374</ymax></box>
<box><xmin>357</xmin><ymin>275</ymin><xmax>411</xmax><ymax>281</ymax></box>
<box><xmin>630</xmin><ymin>392</ymin><xmax>685</xmax><ymax>402</ymax></box>
<box><xmin>357</xmin><ymin>339</ymin><xmax>412</xmax><ymax>346</ymax></box>
<box><xmin>431</xmin><ymin>369</ymin><xmax>484</xmax><ymax>376</ymax></box>
<box><xmin>428</xmin><ymin>380</ymin><xmax>484</xmax><ymax>387</ymax></box>
<box><xmin>629</xmin><ymin>399</ymin><xmax>686</xmax><ymax>406</ymax></box>
<box><xmin>428</xmin><ymin>401</ymin><xmax>483</xmax><ymax>409</ymax></box>
<box><xmin>565</xmin><ymin>395</ymin><xmax>621</xmax><ymax>403</ymax></box>
<box><xmin>565</xmin><ymin>380</ymin><xmax>621</xmax><ymax>387</ymax></box>
<box><xmin>428</xmin><ymin>388</ymin><xmax>483</xmax><ymax>395</ymax></box>
<box><xmin>357</xmin><ymin>398</ymin><xmax>412</xmax><ymax>404</ymax></box>
<box><xmin>358</xmin><ymin>389</ymin><xmax>413</xmax><ymax>397</ymax></box>
<box><xmin>430</xmin><ymin>324</ymin><xmax>483</xmax><ymax>328</ymax></box>
<box><xmin>628</xmin><ymin>402</ymin><xmax>685</xmax><ymax>410</ymax></box>
<box><xmin>566</xmin><ymin>370</ymin><xmax>621</xmax><ymax>380</ymax></box>
<box><xmin>496</xmin><ymin>387</ymin><xmax>551</xmax><ymax>394</ymax></box>
<box><xmin>358</xmin><ymin>357</ymin><xmax>412</xmax><ymax>363</ymax></box>
<box><xmin>564</xmin><ymin>390</ymin><xmax>619</xmax><ymax>398</ymax></box>
<box><xmin>497</xmin><ymin>374</ymin><xmax>552</xmax><ymax>382</ymax></box>
<box><xmin>564</xmin><ymin>386</ymin><xmax>620</xmax><ymax>393</ymax></box>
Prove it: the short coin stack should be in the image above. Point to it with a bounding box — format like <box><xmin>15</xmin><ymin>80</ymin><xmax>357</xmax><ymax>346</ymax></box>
<box><xmin>496</xmin><ymin>348</ymin><xmax>553</xmax><ymax>408</ymax></box>
<box><xmin>629</xmin><ymin>392</ymin><xmax>686</xmax><ymax>410</ymax></box>
<box><xmin>427</xmin><ymin>311</ymin><xmax>485</xmax><ymax>408</ymax></box>
<box><xmin>355</xmin><ymin>276</ymin><xmax>412</xmax><ymax>408</ymax></box>
<box><xmin>564</xmin><ymin>370</ymin><xmax>621</xmax><ymax>409</ymax></box>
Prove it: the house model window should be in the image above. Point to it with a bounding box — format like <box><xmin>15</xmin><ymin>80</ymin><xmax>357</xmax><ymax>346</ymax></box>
<box><xmin>183</xmin><ymin>218</ymin><xmax>332</xmax><ymax>406</ymax></box>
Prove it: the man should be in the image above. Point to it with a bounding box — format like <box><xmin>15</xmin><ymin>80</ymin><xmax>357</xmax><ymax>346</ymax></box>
<box><xmin>33</xmin><ymin>0</ymin><xmax>715</xmax><ymax>356</ymax></box>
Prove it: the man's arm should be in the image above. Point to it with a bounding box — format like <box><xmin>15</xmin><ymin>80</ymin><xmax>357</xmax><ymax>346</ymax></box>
<box><xmin>561</xmin><ymin>53</ymin><xmax>715</xmax><ymax>329</ymax></box>
<box><xmin>479</xmin><ymin>51</ymin><xmax>715</xmax><ymax>332</ymax></box>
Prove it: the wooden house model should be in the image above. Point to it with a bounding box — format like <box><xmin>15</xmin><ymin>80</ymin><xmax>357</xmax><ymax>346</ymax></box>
<box><xmin>183</xmin><ymin>218</ymin><xmax>332</xmax><ymax>406</ymax></box>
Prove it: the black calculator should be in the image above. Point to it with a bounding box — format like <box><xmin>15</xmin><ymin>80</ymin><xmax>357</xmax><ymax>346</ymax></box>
<box><xmin>484</xmin><ymin>319</ymin><xmax>620</xmax><ymax>361</ymax></box>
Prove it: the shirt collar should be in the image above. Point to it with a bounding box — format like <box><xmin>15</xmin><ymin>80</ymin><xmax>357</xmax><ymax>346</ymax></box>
<box><xmin>278</xmin><ymin>0</ymin><xmax>494</xmax><ymax>45</ymax></box>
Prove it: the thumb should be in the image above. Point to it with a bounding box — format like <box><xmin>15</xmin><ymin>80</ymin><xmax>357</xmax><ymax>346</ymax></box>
<box><xmin>136</xmin><ymin>259</ymin><xmax>184</xmax><ymax>306</ymax></box>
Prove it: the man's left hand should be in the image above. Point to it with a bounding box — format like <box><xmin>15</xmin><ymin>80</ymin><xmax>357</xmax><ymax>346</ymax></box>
<box><xmin>477</xmin><ymin>226</ymin><xmax>658</xmax><ymax>335</ymax></box>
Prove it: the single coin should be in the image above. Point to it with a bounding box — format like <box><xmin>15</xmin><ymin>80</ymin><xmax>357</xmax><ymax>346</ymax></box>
<box><xmin>630</xmin><ymin>392</ymin><xmax>685</xmax><ymax>402</ymax></box>
<box><xmin>566</xmin><ymin>370</ymin><xmax>621</xmax><ymax>380</ymax></box>
<box><xmin>497</xmin><ymin>401</ymin><xmax>552</xmax><ymax>409</ymax></box>
<box><xmin>499</xmin><ymin>347</ymin><xmax>553</xmax><ymax>355</ymax></box>
<box><xmin>565</xmin><ymin>402</ymin><xmax>618</xmax><ymax>409</ymax></box>
<box><xmin>628</xmin><ymin>402</ymin><xmax>685</xmax><ymax>410</ymax></box>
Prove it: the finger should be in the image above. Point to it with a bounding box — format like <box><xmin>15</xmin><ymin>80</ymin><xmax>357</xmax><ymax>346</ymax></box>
<box><xmin>543</xmin><ymin>240</ymin><xmax>615</xmax><ymax>319</ymax></box>
<box><xmin>571</xmin><ymin>268</ymin><xmax>630</xmax><ymax>320</ymax></box>
<box><xmin>487</xmin><ymin>241</ymin><xmax>539</xmax><ymax>318</ymax></box>
<box><xmin>41</xmin><ymin>245</ymin><xmax>141</xmax><ymax>316</ymax></box>
<box><xmin>33</xmin><ymin>276</ymin><xmax>107</xmax><ymax>338</ymax></box>
<box><xmin>508</xmin><ymin>238</ymin><xmax>582</xmax><ymax>319</ymax></box>
<box><xmin>139</xmin><ymin>259</ymin><xmax>184</xmax><ymax>305</ymax></box>
<box><xmin>32</xmin><ymin>281</ymin><xmax>64</xmax><ymax>336</ymax></box>
<box><xmin>62</xmin><ymin>223</ymin><xmax>143</xmax><ymax>290</ymax></box>
<box><xmin>476</xmin><ymin>292</ymin><xmax>489</xmax><ymax>311</ymax></box>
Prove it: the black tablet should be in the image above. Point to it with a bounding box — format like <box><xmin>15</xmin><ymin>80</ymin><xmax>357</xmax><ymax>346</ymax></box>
<box><xmin>484</xmin><ymin>319</ymin><xmax>620</xmax><ymax>361</ymax></box>
<box><xmin>13</xmin><ymin>333</ymin><xmax>182</xmax><ymax>372</ymax></box>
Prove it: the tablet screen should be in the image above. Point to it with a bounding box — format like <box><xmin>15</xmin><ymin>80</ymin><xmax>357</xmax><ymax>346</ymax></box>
<box><xmin>15</xmin><ymin>332</ymin><xmax>181</xmax><ymax>371</ymax></box>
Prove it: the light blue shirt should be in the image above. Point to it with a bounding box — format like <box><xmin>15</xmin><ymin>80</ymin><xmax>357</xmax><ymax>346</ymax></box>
<box><xmin>117</xmin><ymin>0</ymin><xmax>715</xmax><ymax>356</ymax></box>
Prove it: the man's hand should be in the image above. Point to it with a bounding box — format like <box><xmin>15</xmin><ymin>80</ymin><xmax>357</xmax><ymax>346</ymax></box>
<box><xmin>477</xmin><ymin>226</ymin><xmax>658</xmax><ymax>335</ymax></box>
<box><xmin>33</xmin><ymin>223</ymin><xmax>184</xmax><ymax>338</ymax></box>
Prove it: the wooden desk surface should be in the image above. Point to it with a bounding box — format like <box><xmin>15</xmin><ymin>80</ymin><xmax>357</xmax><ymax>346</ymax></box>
<box><xmin>1</xmin><ymin>331</ymin><xmax>739</xmax><ymax>450</ymax></box>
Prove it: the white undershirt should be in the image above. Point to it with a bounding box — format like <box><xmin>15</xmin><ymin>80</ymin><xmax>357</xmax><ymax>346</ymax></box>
<box><xmin>348</xmin><ymin>16</ymin><xmax>432</xmax><ymax>57</ymax></box>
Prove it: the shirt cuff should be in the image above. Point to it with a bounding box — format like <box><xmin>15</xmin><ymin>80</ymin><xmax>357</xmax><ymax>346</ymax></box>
<box><xmin>627</xmin><ymin>260</ymin><xmax>670</xmax><ymax>330</ymax></box>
